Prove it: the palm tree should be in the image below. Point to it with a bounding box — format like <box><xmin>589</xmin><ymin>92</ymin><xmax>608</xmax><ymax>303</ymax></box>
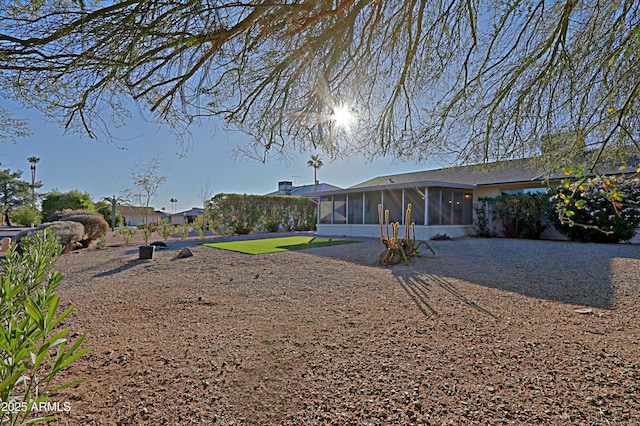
<box><xmin>28</xmin><ymin>156</ymin><xmax>40</xmax><ymax>207</ymax></box>
<box><xmin>307</xmin><ymin>154</ymin><xmax>323</xmax><ymax>185</ymax></box>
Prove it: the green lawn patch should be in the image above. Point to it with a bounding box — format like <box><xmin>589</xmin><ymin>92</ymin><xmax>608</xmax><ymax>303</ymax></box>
<box><xmin>203</xmin><ymin>236</ymin><xmax>359</xmax><ymax>255</ymax></box>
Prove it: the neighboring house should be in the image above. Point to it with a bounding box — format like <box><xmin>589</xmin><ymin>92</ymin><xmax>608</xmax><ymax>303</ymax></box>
<box><xmin>118</xmin><ymin>206</ymin><xmax>167</xmax><ymax>227</ymax></box>
<box><xmin>312</xmin><ymin>157</ymin><xmax>639</xmax><ymax>242</ymax></box>
<box><xmin>267</xmin><ymin>180</ymin><xmax>343</xmax><ymax>199</ymax></box>
<box><xmin>168</xmin><ymin>207</ymin><xmax>205</xmax><ymax>224</ymax></box>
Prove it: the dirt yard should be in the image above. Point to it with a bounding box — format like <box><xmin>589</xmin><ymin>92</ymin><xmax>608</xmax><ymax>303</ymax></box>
<box><xmin>39</xmin><ymin>233</ymin><xmax>640</xmax><ymax>425</ymax></box>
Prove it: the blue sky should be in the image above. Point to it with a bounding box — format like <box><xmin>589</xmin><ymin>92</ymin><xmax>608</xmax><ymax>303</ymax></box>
<box><xmin>1</xmin><ymin>100</ymin><xmax>441</xmax><ymax>213</ymax></box>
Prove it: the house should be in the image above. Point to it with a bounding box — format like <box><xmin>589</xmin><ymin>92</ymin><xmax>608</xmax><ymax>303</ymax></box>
<box><xmin>268</xmin><ymin>180</ymin><xmax>343</xmax><ymax>198</ymax></box>
<box><xmin>311</xmin><ymin>157</ymin><xmax>639</xmax><ymax>242</ymax></box>
<box><xmin>117</xmin><ymin>206</ymin><xmax>167</xmax><ymax>227</ymax></box>
<box><xmin>168</xmin><ymin>207</ymin><xmax>205</xmax><ymax>224</ymax></box>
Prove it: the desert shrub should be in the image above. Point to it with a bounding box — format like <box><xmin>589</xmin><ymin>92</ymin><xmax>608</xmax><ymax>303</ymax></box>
<box><xmin>8</xmin><ymin>204</ymin><xmax>42</xmax><ymax>226</ymax></box>
<box><xmin>157</xmin><ymin>221</ymin><xmax>173</xmax><ymax>241</ymax></box>
<box><xmin>475</xmin><ymin>193</ymin><xmax>550</xmax><ymax>239</ymax></box>
<box><xmin>61</xmin><ymin>214</ymin><xmax>110</xmax><ymax>248</ymax></box>
<box><xmin>492</xmin><ymin>193</ymin><xmax>550</xmax><ymax>239</ymax></box>
<box><xmin>15</xmin><ymin>221</ymin><xmax>85</xmax><ymax>253</ymax></box>
<box><xmin>0</xmin><ymin>230</ymin><xmax>88</xmax><ymax>425</ymax></box>
<box><xmin>549</xmin><ymin>175</ymin><xmax>640</xmax><ymax>243</ymax></box>
<box><xmin>113</xmin><ymin>226</ymin><xmax>136</xmax><ymax>245</ymax></box>
<box><xmin>191</xmin><ymin>220</ymin><xmax>207</xmax><ymax>239</ymax></box>
<box><xmin>47</xmin><ymin>208</ymin><xmax>96</xmax><ymax>222</ymax></box>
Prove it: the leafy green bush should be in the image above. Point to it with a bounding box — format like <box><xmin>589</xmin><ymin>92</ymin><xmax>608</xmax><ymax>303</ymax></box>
<box><xmin>493</xmin><ymin>193</ymin><xmax>550</xmax><ymax>239</ymax></box>
<box><xmin>550</xmin><ymin>175</ymin><xmax>640</xmax><ymax>243</ymax></box>
<box><xmin>475</xmin><ymin>193</ymin><xmax>550</xmax><ymax>239</ymax></box>
<box><xmin>0</xmin><ymin>231</ymin><xmax>88</xmax><ymax>425</ymax></box>
<box><xmin>8</xmin><ymin>205</ymin><xmax>42</xmax><ymax>226</ymax></box>
<box><xmin>41</xmin><ymin>190</ymin><xmax>94</xmax><ymax>222</ymax></box>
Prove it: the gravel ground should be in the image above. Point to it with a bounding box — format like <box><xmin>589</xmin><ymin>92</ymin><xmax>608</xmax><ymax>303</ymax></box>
<box><xmin>36</xmin><ymin>234</ymin><xmax>640</xmax><ymax>425</ymax></box>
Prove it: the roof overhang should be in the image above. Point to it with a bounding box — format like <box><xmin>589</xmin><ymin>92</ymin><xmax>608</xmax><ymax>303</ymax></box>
<box><xmin>316</xmin><ymin>180</ymin><xmax>476</xmax><ymax>197</ymax></box>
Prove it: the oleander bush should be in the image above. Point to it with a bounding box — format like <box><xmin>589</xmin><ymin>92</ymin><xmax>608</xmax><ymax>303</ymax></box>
<box><xmin>0</xmin><ymin>230</ymin><xmax>88</xmax><ymax>425</ymax></box>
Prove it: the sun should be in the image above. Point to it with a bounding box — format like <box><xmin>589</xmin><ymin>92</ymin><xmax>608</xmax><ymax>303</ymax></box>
<box><xmin>331</xmin><ymin>105</ymin><xmax>353</xmax><ymax>129</ymax></box>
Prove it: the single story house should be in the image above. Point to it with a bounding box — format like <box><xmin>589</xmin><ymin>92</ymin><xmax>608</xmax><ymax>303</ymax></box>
<box><xmin>168</xmin><ymin>207</ymin><xmax>205</xmax><ymax>224</ymax></box>
<box><xmin>310</xmin><ymin>157</ymin><xmax>639</xmax><ymax>242</ymax></box>
<box><xmin>268</xmin><ymin>180</ymin><xmax>343</xmax><ymax>198</ymax></box>
<box><xmin>118</xmin><ymin>206</ymin><xmax>167</xmax><ymax>227</ymax></box>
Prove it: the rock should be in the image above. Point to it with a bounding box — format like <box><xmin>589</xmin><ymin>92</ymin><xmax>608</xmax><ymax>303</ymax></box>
<box><xmin>176</xmin><ymin>247</ymin><xmax>194</xmax><ymax>258</ymax></box>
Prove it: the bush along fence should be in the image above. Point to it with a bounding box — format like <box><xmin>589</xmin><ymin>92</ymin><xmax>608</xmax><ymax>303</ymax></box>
<box><xmin>474</xmin><ymin>174</ymin><xmax>640</xmax><ymax>243</ymax></box>
<box><xmin>207</xmin><ymin>193</ymin><xmax>317</xmax><ymax>235</ymax></box>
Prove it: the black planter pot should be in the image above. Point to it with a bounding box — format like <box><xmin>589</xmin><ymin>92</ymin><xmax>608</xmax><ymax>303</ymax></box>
<box><xmin>138</xmin><ymin>245</ymin><xmax>156</xmax><ymax>259</ymax></box>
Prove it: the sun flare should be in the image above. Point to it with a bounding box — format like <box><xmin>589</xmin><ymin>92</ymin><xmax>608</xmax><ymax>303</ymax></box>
<box><xmin>331</xmin><ymin>105</ymin><xmax>353</xmax><ymax>129</ymax></box>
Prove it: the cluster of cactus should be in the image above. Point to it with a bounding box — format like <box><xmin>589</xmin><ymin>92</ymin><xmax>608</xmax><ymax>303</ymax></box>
<box><xmin>378</xmin><ymin>203</ymin><xmax>435</xmax><ymax>265</ymax></box>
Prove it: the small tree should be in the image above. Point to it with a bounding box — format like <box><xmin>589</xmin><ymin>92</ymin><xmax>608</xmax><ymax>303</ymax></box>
<box><xmin>122</xmin><ymin>155</ymin><xmax>166</xmax><ymax>245</ymax></box>
<box><xmin>0</xmin><ymin>167</ymin><xmax>32</xmax><ymax>226</ymax></box>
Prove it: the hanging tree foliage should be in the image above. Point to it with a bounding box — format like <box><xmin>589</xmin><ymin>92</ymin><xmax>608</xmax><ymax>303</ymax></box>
<box><xmin>0</xmin><ymin>0</ymin><xmax>638</xmax><ymax>168</ymax></box>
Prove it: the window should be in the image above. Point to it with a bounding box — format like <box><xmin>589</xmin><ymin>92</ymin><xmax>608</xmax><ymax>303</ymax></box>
<box><xmin>347</xmin><ymin>193</ymin><xmax>363</xmax><ymax>224</ymax></box>
<box><xmin>427</xmin><ymin>189</ymin><xmax>441</xmax><ymax>225</ymax></box>
<box><xmin>404</xmin><ymin>187</ymin><xmax>425</xmax><ymax>225</ymax></box>
<box><xmin>333</xmin><ymin>195</ymin><xmax>347</xmax><ymax>224</ymax></box>
<box><xmin>364</xmin><ymin>191</ymin><xmax>382</xmax><ymax>224</ymax></box>
<box><xmin>383</xmin><ymin>190</ymin><xmax>403</xmax><ymax>223</ymax></box>
<box><xmin>319</xmin><ymin>196</ymin><xmax>332</xmax><ymax>224</ymax></box>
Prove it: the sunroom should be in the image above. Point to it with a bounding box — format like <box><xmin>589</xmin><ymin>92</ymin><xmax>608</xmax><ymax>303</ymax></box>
<box><xmin>315</xmin><ymin>182</ymin><xmax>475</xmax><ymax>240</ymax></box>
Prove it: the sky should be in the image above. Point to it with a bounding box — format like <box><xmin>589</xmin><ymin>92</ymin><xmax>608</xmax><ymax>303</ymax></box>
<box><xmin>0</xmin><ymin>100</ymin><xmax>442</xmax><ymax>213</ymax></box>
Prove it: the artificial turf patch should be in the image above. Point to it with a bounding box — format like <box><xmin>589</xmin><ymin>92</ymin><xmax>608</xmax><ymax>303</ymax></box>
<box><xmin>202</xmin><ymin>236</ymin><xmax>359</xmax><ymax>254</ymax></box>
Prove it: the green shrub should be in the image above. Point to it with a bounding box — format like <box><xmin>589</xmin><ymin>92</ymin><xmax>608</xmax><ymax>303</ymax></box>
<box><xmin>61</xmin><ymin>215</ymin><xmax>110</xmax><ymax>248</ymax></box>
<box><xmin>475</xmin><ymin>193</ymin><xmax>550</xmax><ymax>239</ymax></box>
<box><xmin>41</xmin><ymin>190</ymin><xmax>94</xmax><ymax>222</ymax></box>
<box><xmin>0</xmin><ymin>230</ymin><xmax>88</xmax><ymax>425</ymax></box>
<box><xmin>550</xmin><ymin>175</ymin><xmax>640</xmax><ymax>243</ymax></box>
<box><xmin>8</xmin><ymin>205</ymin><xmax>42</xmax><ymax>226</ymax></box>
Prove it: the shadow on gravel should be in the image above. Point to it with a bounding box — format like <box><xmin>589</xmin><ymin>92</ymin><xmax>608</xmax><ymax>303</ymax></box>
<box><xmin>93</xmin><ymin>259</ymin><xmax>146</xmax><ymax>277</ymax></box>
<box><xmin>315</xmin><ymin>237</ymin><xmax>640</xmax><ymax>310</ymax></box>
<box><xmin>393</xmin><ymin>272</ymin><xmax>499</xmax><ymax>319</ymax></box>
